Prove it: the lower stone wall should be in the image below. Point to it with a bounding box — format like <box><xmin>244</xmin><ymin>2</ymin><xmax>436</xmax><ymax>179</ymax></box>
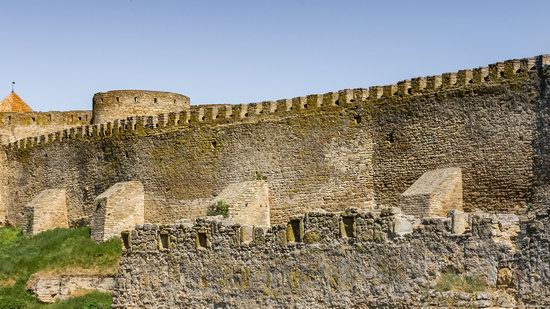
<box><xmin>113</xmin><ymin>208</ymin><xmax>541</xmax><ymax>308</ymax></box>
<box><xmin>26</xmin><ymin>274</ymin><xmax>115</xmax><ymax>303</ymax></box>
<box><xmin>516</xmin><ymin>209</ymin><xmax>550</xmax><ymax>306</ymax></box>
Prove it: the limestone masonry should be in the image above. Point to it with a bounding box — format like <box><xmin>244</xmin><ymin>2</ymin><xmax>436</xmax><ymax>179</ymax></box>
<box><xmin>1</xmin><ymin>54</ymin><xmax>550</xmax><ymax>307</ymax></box>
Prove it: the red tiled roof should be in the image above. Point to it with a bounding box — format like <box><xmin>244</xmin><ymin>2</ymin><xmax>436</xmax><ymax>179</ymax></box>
<box><xmin>0</xmin><ymin>91</ymin><xmax>33</xmax><ymax>112</ymax></box>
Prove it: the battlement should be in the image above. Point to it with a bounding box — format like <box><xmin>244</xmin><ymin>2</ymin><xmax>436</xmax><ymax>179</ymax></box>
<box><xmin>122</xmin><ymin>208</ymin><xmax>517</xmax><ymax>253</ymax></box>
<box><xmin>6</xmin><ymin>55</ymin><xmax>547</xmax><ymax>151</ymax></box>
<box><xmin>92</xmin><ymin>90</ymin><xmax>190</xmax><ymax>124</ymax></box>
<box><xmin>115</xmin><ymin>208</ymin><xmax>525</xmax><ymax>307</ymax></box>
<box><xmin>0</xmin><ymin>111</ymin><xmax>90</xmax><ymax>127</ymax></box>
<box><xmin>0</xmin><ymin>111</ymin><xmax>91</xmax><ymax>144</ymax></box>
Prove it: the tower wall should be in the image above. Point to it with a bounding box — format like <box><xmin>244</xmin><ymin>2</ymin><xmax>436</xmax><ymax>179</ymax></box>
<box><xmin>92</xmin><ymin>90</ymin><xmax>190</xmax><ymax>124</ymax></box>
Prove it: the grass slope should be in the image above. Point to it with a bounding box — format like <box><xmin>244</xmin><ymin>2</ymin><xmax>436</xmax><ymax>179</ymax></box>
<box><xmin>0</xmin><ymin>227</ymin><xmax>121</xmax><ymax>308</ymax></box>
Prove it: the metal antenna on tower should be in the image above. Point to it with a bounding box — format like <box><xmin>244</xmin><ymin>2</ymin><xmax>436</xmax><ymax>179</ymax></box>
<box><xmin>11</xmin><ymin>81</ymin><xmax>15</xmax><ymax>93</ymax></box>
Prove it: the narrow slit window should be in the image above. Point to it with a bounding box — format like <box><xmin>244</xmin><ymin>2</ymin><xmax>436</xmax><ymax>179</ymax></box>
<box><xmin>160</xmin><ymin>233</ymin><xmax>170</xmax><ymax>249</ymax></box>
<box><xmin>121</xmin><ymin>232</ymin><xmax>130</xmax><ymax>250</ymax></box>
<box><xmin>342</xmin><ymin>216</ymin><xmax>355</xmax><ymax>238</ymax></box>
<box><xmin>287</xmin><ymin>219</ymin><xmax>302</xmax><ymax>243</ymax></box>
<box><xmin>197</xmin><ymin>232</ymin><xmax>207</xmax><ymax>248</ymax></box>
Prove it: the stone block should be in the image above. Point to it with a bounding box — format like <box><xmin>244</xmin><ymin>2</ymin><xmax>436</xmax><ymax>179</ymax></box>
<box><xmin>23</xmin><ymin>189</ymin><xmax>68</xmax><ymax>235</ymax></box>
<box><xmin>393</xmin><ymin>215</ymin><xmax>413</xmax><ymax>236</ymax></box>
<box><xmin>400</xmin><ymin>167</ymin><xmax>463</xmax><ymax>217</ymax></box>
<box><xmin>450</xmin><ymin>210</ymin><xmax>468</xmax><ymax>234</ymax></box>
<box><xmin>240</xmin><ymin>225</ymin><xmax>254</xmax><ymax>244</ymax></box>
<box><xmin>211</xmin><ymin>180</ymin><xmax>270</xmax><ymax>229</ymax></box>
<box><xmin>91</xmin><ymin>181</ymin><xmax>144</xmax><ymax>242</ymax></box>
<box><xmin>27</xmin><ymin>274</ymin><xmax>115</xmax><ymax>303</ymax></box>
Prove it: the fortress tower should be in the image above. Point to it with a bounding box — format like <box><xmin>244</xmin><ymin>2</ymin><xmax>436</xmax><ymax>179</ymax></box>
<box><xmin>92</xmin><ymin>90</ymin><xmax>190</xmax><ymax>124</ymax></box>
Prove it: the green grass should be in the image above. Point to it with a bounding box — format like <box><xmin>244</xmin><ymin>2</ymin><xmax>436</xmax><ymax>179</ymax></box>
<box><xmin>0</xmin><ymin>227</ymin><xmax>121</xmax><ymax>308</ymax></box>
<box><xmin>435</xmin><ymin>272</ymin><xmax>487</xmax><ymax>293</ymax></box>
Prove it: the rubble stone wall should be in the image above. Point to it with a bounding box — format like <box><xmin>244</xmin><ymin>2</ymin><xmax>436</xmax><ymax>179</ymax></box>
<box><xmin>113</xmin><ymin>209</ymin><xmax>542</xmax><ymax>308</ymax></box>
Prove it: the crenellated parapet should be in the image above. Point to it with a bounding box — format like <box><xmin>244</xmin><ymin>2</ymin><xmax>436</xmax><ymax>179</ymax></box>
<box><xmin>114</xmin><ymin>208</ymin><xmax>524</xmax><ymax>308</ymax></box>
<box><xmin>121</xmin><ymin>207</ymin><xmax>517</xmax><ymax>254</ymax></box>
<box><xmin>6</xmin><ymin>55</ymin><xmax>547</xmax><ymax>152</ymax></box>
<box><xmin>0</xmin><ymin>110</ymin><xmax>91</xmax><ymax>144</ymax></box>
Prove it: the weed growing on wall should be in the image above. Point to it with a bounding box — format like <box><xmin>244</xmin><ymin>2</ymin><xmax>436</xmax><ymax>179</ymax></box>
<box><xmin>255</xmin><ymin>171</ymin><xmax>267</xmax><ymax>181</ymax></box>
<box><xmin>435</xmin><ymin>271</ymin><xmax>486</xmax><ymax>293</ymax></box>
<box><xmin>207</xmin><ymin>201</ymin><xmax>230</xmax><ymax>218</ymax></box>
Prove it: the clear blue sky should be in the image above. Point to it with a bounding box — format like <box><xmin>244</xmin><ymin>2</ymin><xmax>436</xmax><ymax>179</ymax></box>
<box><xmin>1</xmin><ymin>0</ymin><xmax>549</xmax><ymax>111</ymax></box>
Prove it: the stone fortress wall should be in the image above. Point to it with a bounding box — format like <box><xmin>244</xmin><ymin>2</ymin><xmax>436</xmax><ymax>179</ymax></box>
<box><xmin>112</xmin><ymin>207</ymin><xmax>550</xmax><ymax>308</ymax></box>
<box><xmin>0</xmin><ymin>110</ymin><xmax>91</xmax><ymax>143</ymax></box>
<box><xmin>1</xmin><ymin>55</ymin><xmax>548</xmax><ymax>228</ymax></box>
<box><xmin>0</xmin><ymin>55</ymin><xmax>549</xmax><ymax>307</ymax></box>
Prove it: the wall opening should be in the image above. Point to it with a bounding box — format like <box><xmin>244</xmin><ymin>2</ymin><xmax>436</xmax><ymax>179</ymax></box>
<box><xmin>160</xmin><ymin>233</ymin><xmax>170</xmax><ymax>249</ymax></box>
<box><xmin>6</xmin><ymin>116</ymin><xmax>10</xmax><ymax>124</ymax></box>
<box><xmin>121</xmin><ymin>232</ymin><xmax>130</xmax><ymax>250</ymax></box>
<box><xmin>287</xmin><ymin>219</ymin><xmax>302</xmax><ymax>243</ymax></box>
<box><xmin>197</xmin><ymin>232</ymin><xmax>207</xmax><ymax>248</ymax></box>
<box><xmin>32</xmin><ymin>117</ymin><xmax>36</xmax><ymax>122</ymax></box>
<box><xmin>134</xmin><ymin>97</ymin><xmax>138</xmax><ymax>103</ymax></box>
<box><xmin>78</xmin><ymin>116</ymin><xmax>82</xmax><ymax>121</ymax></box>
<box><xmin>116</xmin><ymin>97</ymin><xmax>120</xmax><ymax>102</ymax></box>
<box><xmin>154</xmin><ymin>98</ymin><xmax>158</xmax><ymax>103</ymax></box>
<box><xmin>48</xmin><ymin>114</ymin><xmax>52</xmax><ymax>121</ymax></box>
<box><xmin>342</xmin><ymin>216</ymin><xmax>355</xmax><ymax>238</ymax></box>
